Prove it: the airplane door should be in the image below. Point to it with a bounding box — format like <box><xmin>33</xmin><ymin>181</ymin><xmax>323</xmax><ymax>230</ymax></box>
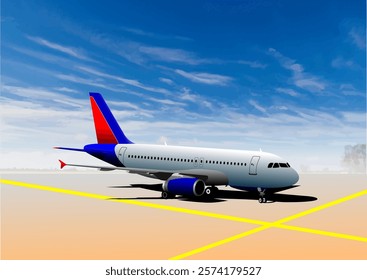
<box><xmin>249</xmin><ymin>156</ymin><xmax>260</xmax><ymax>175</ymax></box>
<box><xmin>118</xmin><ymin>147</ymin><xmax>127</xmax><ymax>164</ymax></box>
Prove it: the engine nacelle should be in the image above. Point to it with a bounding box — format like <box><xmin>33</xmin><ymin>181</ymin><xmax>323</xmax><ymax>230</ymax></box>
<box><xmin>163</xmin><ymin>176</ymin><xmax>205</xmax><ymax>197</ymax></box>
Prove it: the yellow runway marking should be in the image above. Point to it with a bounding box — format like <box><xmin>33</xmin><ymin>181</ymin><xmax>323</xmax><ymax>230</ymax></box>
<box><xmin>2</xmin><ymin>179</ymin><xmax>367</xmax><ymax>260</ymax></box>
<box><xmin>170</xmin><ymin>189</ymin><xmax>367</xmax><ymax>260</ymax></box>
<box><xmin>170</xmin><ymin>225</ymin><xmax>272</xmax><ymax>260</ymax></box>
<box><xmin>0</xmin><ymin>179</ymin><xmax>267</xmax><ymax>226</ymax></box>
<box><xmin>275</xmin><ymin>189</ymin><xmax>367</xmax><ymax>224</ymax></box>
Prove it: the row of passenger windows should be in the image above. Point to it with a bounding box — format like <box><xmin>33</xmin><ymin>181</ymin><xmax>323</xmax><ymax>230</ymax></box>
<box><xmin>268</xmin><ymin>162</ymin><xmax>291</xmax><ymax>168</ymax></box>
<box><xmin>127</xmin><ymin>154</ymin><xmax>247</xmax><ymax>166</ymax></box>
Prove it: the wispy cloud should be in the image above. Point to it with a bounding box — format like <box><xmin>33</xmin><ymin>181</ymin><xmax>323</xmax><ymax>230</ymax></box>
<box><xmin>139</xmin><ymin>46</ymin><xmax>208</xmax><ymax>65</ymax></box>
<box><xmin>147</xmin><ymin>97</ymin><xmax>186</xmax><ymax>106</ymax></box>
<box><xmin>1</xmin><ymin>84</ymin><xmax>74</xmax><ymax>101</ymax></box>
<box><xmin>178</xmin><ymin>87</ymin><xmax>213</xmax><ymax>110</ymax></box>
<box><xmin>159</xmin><ymin>77</ymin><xmax>174</xmax><ymax>85</ymax></box>
<box><xmin>339</xmin><ymin>84</ymin><xmax>365</xmax><ymax>97</ymax></box>
<box><xmin>26</xmin><ymin>36</ymin><xmax>90</xmax><ymax>60</ymax></box>
<box><xmin>294</xmin><ymin>78</ymin><xmax>325</xmax><ymax>92</ymax></box>
<box><xmin>120</xmin><ymin>26</ymin><xmax>192</xmax><ymax>41</ymax></box>
<box><xmin>9</xmin><ymin>45</ymin><xmax>73</xmax><ymax>65</ymax></box>
<box><xmin>55</xmin><ymin>73</ymin><xmax>129</xmax><ymax>94</ymax></box>
<box><xmin>268</xmin><ymin>48</ymin><xmax>327</xmax><ymax>93</ymax></box>
<box><xmin>174</xmin><ymin>69</ymin><xmax>232</xmax><ymax>86</ymax></box>
<box><xmin>275</xmin><ymin>87</ymin><xmax>301</xmax><ymax>97</ymax></box>
<box><xmin>76</xmin><ymin>29</ymin><xmax>201</xmax><ymax>66</ymax></box>
<box><xmin>77</xmin><ymin>66</ymin><xmax>170</xmax><ymax>95</ymax></box>
<box><xmin>238</xmin><ymin>60</ymin><xmax>267</xmax><ymax>69</ymax></box>
<box><xmin>349</xmin><ymin>27</ymin><xmax>366</xmax><ymax>50</ymax></box>
<box><xmin>331</xmin><ymin>56</ymin><xmax>360</xmax><ymax>70</ymax></box>
<box><xmin>248</xmin><ymin>99</ymin><xmax>267</xmax><ymax>113</ymax></box>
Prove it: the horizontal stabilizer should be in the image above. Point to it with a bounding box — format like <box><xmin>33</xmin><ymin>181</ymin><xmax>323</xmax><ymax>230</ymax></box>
<box><xmin>59</xmin><ymin>160</ymin><xmax>66</xmax><ymax>169</ymax></box>
<box><xmin>54</xmin><ymin>147</ymin><xmax>85</xmax><ymax>152</ymax></box>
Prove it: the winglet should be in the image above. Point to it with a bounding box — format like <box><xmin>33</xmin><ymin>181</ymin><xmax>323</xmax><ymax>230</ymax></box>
<box><xmin>59</xmin><ymin>160</ymin><xmax>66</xmax><ymax>169</ymax></box>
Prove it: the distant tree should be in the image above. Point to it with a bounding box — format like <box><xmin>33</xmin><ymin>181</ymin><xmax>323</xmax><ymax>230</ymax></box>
<box><xmin>342</xmin><ymin>144</ymin><xmax>366</xmax><ymax>173</ymax></box>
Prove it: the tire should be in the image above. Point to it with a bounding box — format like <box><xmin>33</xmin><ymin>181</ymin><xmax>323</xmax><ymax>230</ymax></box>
<box><xmin>205</xmin><ymin>187</ymin><xmax>212</xmax><ymax>196</ymax></box>
<box><xmin>162</xmin><ymin>191</ymin><xmax>169</xmax><ymax>199</ymax></box>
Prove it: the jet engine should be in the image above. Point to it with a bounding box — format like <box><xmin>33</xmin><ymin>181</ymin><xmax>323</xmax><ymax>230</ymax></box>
<box><xmin>162</xmin><ymin>176</ymin><xmax>206</xmax><ymax>198</ymax></box>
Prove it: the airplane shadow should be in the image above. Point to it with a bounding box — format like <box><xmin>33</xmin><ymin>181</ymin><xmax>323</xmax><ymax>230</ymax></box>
<box><xmin>108</xmin><ymin>183</ymin><xmax>317</xmax><ymax>203</ymax></box>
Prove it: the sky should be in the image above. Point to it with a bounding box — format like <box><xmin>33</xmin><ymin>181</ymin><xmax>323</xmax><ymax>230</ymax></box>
<box><xmin>1</xmin><ymin>0</ymin><xmax>366</xmax><ymax>171</ymax></box>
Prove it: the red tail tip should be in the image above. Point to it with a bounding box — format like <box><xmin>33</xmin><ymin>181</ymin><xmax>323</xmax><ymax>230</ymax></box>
<box><xmin>59</xmin><ymin>160</ymin><xmax>66</xmax><ymax>169</ymax></box>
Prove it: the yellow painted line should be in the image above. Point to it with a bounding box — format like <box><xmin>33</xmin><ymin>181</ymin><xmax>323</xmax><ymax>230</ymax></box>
<box><xmin>2</xmin><ymin>179</ymin><xmax>367</xmax><ymax>260</ymax></box>
<box><xmin>277</xmin><ymin>224</ymin><xmax>367</xmax><ymax>243</ymax></box>
<box><xmin>170</xmin><ymin>225</ymin><xmax>272</xmax><ymax>260</ymax></box>
<box><xmin>0</xmin><ymin>179</ymin><xmax>268</xmax><ymax>226</ymax></box>
<box><xmin>274</xmin><ymin>189</ymin><xmax>367</xmax><ymax>224</ymax></box>
<box><xmin>170</xmin><ymin>189</ymin><xmax>367</xmax><ymax>259</ymax></box>
<box><xmin>0</xmin><ymin>179</ymin><xmax>111</xmax><ymax>200</ymax></box>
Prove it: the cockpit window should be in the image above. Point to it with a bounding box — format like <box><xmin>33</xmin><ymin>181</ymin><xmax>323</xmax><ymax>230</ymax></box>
<box><xmin>268</xmin><ymin>162</ymin><xmax>291</xmax><ymax>168</ymax></box>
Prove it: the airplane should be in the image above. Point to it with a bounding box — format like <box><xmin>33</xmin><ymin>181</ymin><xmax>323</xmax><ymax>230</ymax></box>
<box><xmin>55</xmin><ymin>92</ymin><xmax>299</xmax><ymax>203</ymax></box>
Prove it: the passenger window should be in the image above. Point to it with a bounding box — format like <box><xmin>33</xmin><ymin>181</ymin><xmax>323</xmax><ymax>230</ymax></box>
<box><xmin>268</xmin><ymin>163</ymin><xmax>273</xmax><ymax>168</ymax></box>
<box><xmin>273</xmin><ymin>163</ymin><xmax>280</xmax><ymax>168</ymax></box>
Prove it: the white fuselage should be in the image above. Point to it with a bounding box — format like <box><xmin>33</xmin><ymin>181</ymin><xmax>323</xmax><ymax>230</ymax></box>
<box><xmin>114</xmin><ymin>144</ymin><xmax>299</xmax><ymax>190</ymax></box>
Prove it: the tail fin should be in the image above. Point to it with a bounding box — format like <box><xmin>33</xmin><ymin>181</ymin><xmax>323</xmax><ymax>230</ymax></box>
<box><xmin>89</xmin><ymin>92</ymin><xmax>133</xmax><ymax>144</ymax></box>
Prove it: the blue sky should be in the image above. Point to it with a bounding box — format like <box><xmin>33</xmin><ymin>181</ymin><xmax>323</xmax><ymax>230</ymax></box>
<box><xmin>1</xmin><ymin>0</ymin><xmax>366</xmax><ymax>171</ymax></box>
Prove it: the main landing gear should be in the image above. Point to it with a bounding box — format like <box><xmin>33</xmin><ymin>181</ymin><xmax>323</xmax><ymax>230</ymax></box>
<box><xmin>161</xmin><ymin>191</ymin><xmax>175</xmax><ymax>199</ymax></box>
<box><xmin>204</xmin><ymin>186</ymin><xmax>218</xmax><ymax>197</ymax></box>
<box><xmin>257</xmin><ymin>187</ymin><xmax>267</xmax><ymax>203</ymax></box>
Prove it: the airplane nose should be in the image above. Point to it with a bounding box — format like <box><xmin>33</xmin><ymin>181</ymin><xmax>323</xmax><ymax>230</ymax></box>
<box><xmin>290</xmin><ymin>168</ymin><xmax>299</xmax><ymax>185</ymax></box>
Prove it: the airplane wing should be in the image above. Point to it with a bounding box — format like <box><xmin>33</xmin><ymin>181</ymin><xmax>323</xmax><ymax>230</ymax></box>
<box><xmin>58</xmin><ymin>160</ymin><xmax>228</xmax><ymax>185</ymax></box>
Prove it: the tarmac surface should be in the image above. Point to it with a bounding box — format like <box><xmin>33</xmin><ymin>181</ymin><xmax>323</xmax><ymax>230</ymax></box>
<box><xmin>1</xmin><ymin>171</ymin><xmax>366</xmax><ymax>260</ymax></box>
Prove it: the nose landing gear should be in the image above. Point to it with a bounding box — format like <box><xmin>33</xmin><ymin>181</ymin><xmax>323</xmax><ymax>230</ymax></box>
<box><xmin>257</xmin><ymin>187</ymin><xmax>267</xmax><ymax>203</ymax></box>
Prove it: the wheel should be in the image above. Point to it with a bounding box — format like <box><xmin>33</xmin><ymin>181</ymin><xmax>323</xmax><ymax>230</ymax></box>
<box><xmin>162</xmin><ymin>191</ymin><xmax>169</xmax><ymax>199</ymax></box>
<box><xmin>162</xmin><ymin>191</ymin><xmax>175</xmax><ymax>199</ymax></box>
<box><xmin>258</xmin><ymin>197</ymin><xmax>267</xmax><ymax>203</ymax></box>
<box><xmin>205</xmin><ymin>187</ymin><xmax>212</xmax><ymax>196</ymax></box>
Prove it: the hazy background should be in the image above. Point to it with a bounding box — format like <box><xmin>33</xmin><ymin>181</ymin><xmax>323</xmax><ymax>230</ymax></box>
<box><xmin>1</xmin><ymin>0</ymin><xmax>366</xmax><ymax>173</ymax></box>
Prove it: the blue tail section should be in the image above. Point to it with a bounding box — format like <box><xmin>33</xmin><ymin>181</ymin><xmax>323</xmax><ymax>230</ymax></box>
<box><xmin>89</xmin><ymin>92</ymin><xmax>133</xmax><ymax>144</ymax></box>
<box><xmin>84</xmin><ymin>144</ymin><xmax>124</xmax><ymax>167</ymax></box>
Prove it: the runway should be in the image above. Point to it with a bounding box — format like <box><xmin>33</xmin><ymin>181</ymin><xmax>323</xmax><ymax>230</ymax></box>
<box><xmin>1</xmin><ymin>171</ymin><xmax>366</xmax><ymax>260</ymax></box>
